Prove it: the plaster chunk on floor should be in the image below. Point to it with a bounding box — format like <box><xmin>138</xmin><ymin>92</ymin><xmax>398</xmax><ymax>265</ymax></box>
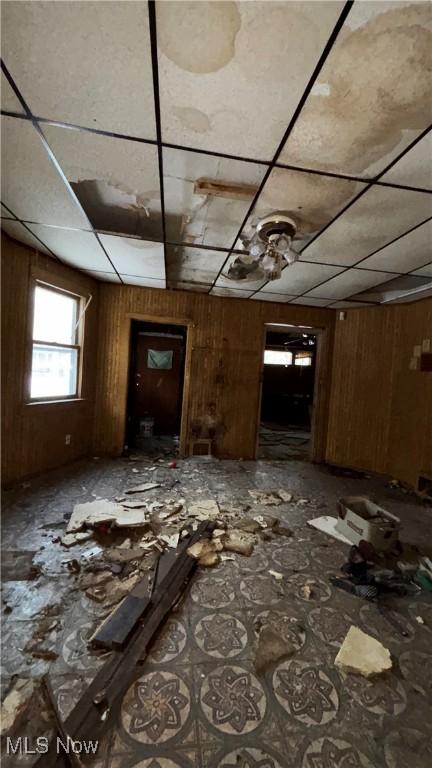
<box><xmin>67</xmin><ymin>499</ymin><xmax>149</xmax><ymax>533</ymax></box>
<box><xmin>335</xmin><ymin>625</ymin><xmax>392</xmax><ymax>677</ymax></box>
<box><xmin>0</xmin><ymin>679</ymin><xmax>38</xmax><ymax>736</ymax></box>
<box><xmin>222</xmin><ymin>529</ymin><xmax>255</xmax><ymax>556</ymax></box>
<box><xmin>188</xmin><ymin>499</ymin><xmax>220</xmax><ymax>521</ymax></box>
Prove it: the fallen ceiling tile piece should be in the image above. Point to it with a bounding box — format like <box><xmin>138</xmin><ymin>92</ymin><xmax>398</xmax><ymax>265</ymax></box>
<box><xmin>0</xmin><ymin>678</ymin><xmax>40</xmax><ymax>737</ymax></box>
<box><xmin>187</xmin><ymin>539</ymin><xmax>220</xmax><ymax>567</ymax></box>
<box><xmin>222</xmin><ymin>529</ymin><xmax>255</xmax><ymax>556</ymax></box>
<box><xmin>60</xmin><ymin>531</ymin><xmax>94</xmax><ymax>548</ymax></box>
<box><xmin>335</xmin><ymin>625</ymin><xmax>392</xmax><ymax>677</ymax></box>
<box><xmin>188</xmin><ymin>499</ymin><xmax>220</xmax><ymax>520</ymax></box>
<box><xmin>67</xmin><ymin>499</ymin><xmax>149</xmax><ymax>532</ymax></box>
<box><xmin>307</xmin><ymin>515</ymin><xmax>352</xmax><ymax>545</ymax></box>
<box><xmin>248</xmin><ymin>490</ymin><xmax>283</xmax><ymax>506</ymax></box>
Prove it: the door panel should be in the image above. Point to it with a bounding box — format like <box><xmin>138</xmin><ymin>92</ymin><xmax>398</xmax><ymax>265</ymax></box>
<box><xmin>132</xmin><ymin>334</ymin><xmax>185</xmax><ymax>435</ymax></box>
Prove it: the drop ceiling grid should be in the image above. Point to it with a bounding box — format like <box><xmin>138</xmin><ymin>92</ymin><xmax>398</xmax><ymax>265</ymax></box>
<box><xmin>0</xmin><ymin>1</ymin><xmax>431</xmax><ymax>305</ymax></box>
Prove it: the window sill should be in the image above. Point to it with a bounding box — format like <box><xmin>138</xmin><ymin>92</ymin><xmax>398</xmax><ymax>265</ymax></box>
<box><xmin>25</xmin><ymin>398</ymin><xmax>85</xmax><ymax>406</ymax></box>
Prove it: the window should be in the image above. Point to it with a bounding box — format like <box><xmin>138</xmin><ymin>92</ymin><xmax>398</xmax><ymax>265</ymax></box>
<box><xmin>30</xmin><ymin>284</ymin><xmax>81</xmax><ymax>400</ymax></box>
<box><xmin>294</xmin><ymin>352</ymin><xmax>312</xmax><ymax>367</ymax></box>
<box><xmin>264</xmin><ymin>349</ymin><xmax>293</xmax><ymax>366</ymax></box>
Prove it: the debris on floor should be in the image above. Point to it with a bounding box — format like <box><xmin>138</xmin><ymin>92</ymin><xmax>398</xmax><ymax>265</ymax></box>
<box><xmin>125</xmin><ymin>482</ymin><xmax>161</xmax><ymax>494</ymax></box>
<box><xmin>335</xmin><ymin>625</ymin><xmax>392</xmax><ymax>677</ymax></box>
<box><xmin>222</xmin><ymin>529</ymin><xmax>255</xmax><ymax>556</ymax></box>
<box><xmin>307</xmin><ymin>514</ymin><xmax>352</xmax><ymax>545</ymax></box>
<box><xmin>187</xmin><ymin>538</ymin><xmax>221</xmax><ymax>567</ymax></box>
<box><xmin>254</xmin><ymin>625</ymin><xmax>295</xmax><ymax>674</ymax></box>
<box><xmin>0</xmin><ymin>678</ymin><xmax>42</xmax><ymax>737</ymax></box>
<box><xmin>248</xmin><ymin>489</ymin><xmax>290</xmax><ymax>505</ymax></box>
<box><xmin>188</xmin><ymin>499</ymin><xmax>220</xmax><ymax>520</ymax></box>
<box><xmin>336</xmin><ymin>496</ymin><xmax>400</xmax><ymax>551</ymax></box>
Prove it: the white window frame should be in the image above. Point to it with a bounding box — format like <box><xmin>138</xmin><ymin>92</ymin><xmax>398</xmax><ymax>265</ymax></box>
<box><xmin>28</xmin><ymin>280</ymin><xmax>84</xmax><ymax>403</ymax></box>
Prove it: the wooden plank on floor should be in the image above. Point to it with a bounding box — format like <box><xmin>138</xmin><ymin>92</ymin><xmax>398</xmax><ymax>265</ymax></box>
<box><xmin>36</xmin><ymin>521</ymin><xmax>213</xmax><ymax>768</ymax></box>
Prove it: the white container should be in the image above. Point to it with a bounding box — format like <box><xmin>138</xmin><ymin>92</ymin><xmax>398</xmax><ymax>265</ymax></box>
<box><xmin>140</xmin><ymin>417</ymin><xmax>154</xmax><ymax>438</ymax></box>
<box><xmin>335</xmin><ymin>496</ymin><xmax>400</xmax><ymax>551</ymax></box>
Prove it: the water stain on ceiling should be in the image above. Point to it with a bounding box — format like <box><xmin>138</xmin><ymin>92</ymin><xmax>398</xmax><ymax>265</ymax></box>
<box><xmin>281</xmin><ymin>2</ymin><xmax>432</xmax><ymax>175</ymax></box>
<box><xmin>157</xmin><ymin>1</ymin><xmax>241</xmax><ymax>74</ymax></box>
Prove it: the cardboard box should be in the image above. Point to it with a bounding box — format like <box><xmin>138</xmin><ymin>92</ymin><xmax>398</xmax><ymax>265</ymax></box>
<box><xmin>336</xmin><ymin>497</ymin><xmax>400</xmax><ymax>551</ymax></box>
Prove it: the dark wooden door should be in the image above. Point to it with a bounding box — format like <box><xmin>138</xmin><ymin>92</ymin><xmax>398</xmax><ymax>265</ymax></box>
<box><xmin>132</xmin><ymin>333</ymin><xmax>185</xmax><ymax>435</ymax></box>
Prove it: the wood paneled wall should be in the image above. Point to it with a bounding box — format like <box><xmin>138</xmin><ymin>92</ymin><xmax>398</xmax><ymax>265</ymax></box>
<box><xmin>4</xmin><ymin>232</ymin><xmax>429</xmax><ymax>490</ymax></box>
<box><xmin>327</xmin><ymin>299</ymin><xmax>432</xmax><ymax>487</ymax></box>
<box><xmin>92</xmin><ymin>285</ymin><xmax>335</xmax><ymax>461</ymax></box>
<box><xmin>1</xmin><ymin>235</ymin><xmax>99</xmax><ymax>485</ymax></box>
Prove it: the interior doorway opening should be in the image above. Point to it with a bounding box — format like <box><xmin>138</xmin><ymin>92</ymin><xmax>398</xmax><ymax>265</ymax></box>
<box><xmin>125</xmin><ymin>320</ymin><xmax>187</xmax><ymax>456</ymax></box>
<box><xmin>258</xmin><ymin>325</ymin><xmax>318</xmax><ymax>460</ymax></box>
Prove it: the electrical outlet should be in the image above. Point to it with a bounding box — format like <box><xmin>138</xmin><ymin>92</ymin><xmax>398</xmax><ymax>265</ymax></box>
<box><xmin>65</xmin><ymin>434</ymin><xmax>71</xmax><ymax>445</ymax></box>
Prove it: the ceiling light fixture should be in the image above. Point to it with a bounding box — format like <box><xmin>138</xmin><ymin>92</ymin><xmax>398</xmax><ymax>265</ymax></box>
<box><xmin>226</xmin><ymin>212</ymin><xmax>299</xmax><ymax>282</ymax></box>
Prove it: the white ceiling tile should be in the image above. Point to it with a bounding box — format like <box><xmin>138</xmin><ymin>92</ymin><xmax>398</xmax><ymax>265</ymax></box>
<box><xmin>1</xmin><ymin>74</ymin><xmax>24</xmax><ymax>113</ymax></box>
<box><xmin>210</xmin><ymin>287</ymin><xmax>254</xmax><ymax>299</ymax></box>
<box><xmin>157</xmin><ymin>1</ymin><xmax>345</xmax><ymax>160</ymax></box>
<box><xmin>164</xmin><ymin>147</ymin><xmax>266</xmax><ymax>247</ymax></box>
<box><xmin>381</xmin><ymin>133</ymin><xmax>432</xmax><ymax>190</ymax></box>
<box><xmin>1</xmin><ymin>116</ymin><xmax>88</xmax><ymax>228</ymax></box>
<box><xmin>167</xmin><ymin>246</ymin><xmax>227</xmax><ymax>285</ymax></box>
<box><xmin>351</xmin><ymin>274</ymin><xmax>432</xmax><ymax>303</ymax></box>
<box><xmin>302</xmin><ymin>186</ymin><xmax>432</xmax><ymax>266</ymax></box>
<box><xmin>26</xmin><ymin>224</ymin><xmax>113</xmax><ymax>271</ymax></box>
<box><xmin>242</xmin><ymin>167</ymin><xmax>366</xmax><ymax>247</ymax></box>
<box><xmin>83</xmin><ymin>270</ymin><xmax>121</xmax><ymax>284</ymax></box>
<box><xmin>2</xmin><ymin>1</ymin><xmax>156</xmax><ymax>138</ymax></box>
<box><xmin>1</xmin><ymin>203</ymin><xmax>15</xmax><ymax>218</ymax></box>
<box><xmin>120</xmin><ymin>275</ymin><xmax>166</xmax><ymax>289</ymax></box>
<box><xmin>279</xmin><ymin>3</ymin><xmax>432</xmax><ymax>177</ymax></box>
<box><xmin>43</xmin><ymin>125</ymin><xmax>161</xmax><ymax>239</ymax></box>
<box><xmin>411</xmin><ymin>262</ymin><xmax>432</xmax><ymax>277</ymax></box>
<box><xmin>359</xmin><ymin>219</ymin><xmax>432</xmax><ymax>273</ymax></box>
<box><xmin>260</xmin><ymin>262</ymin><xmax>344</xmax><ymax>295</ymax></box>
<box><xmin>306</xmin><ymin>268</ymin><xmax>397</xmax><ymax>300</ymax></box>
<box><xmin>1</xmin><ymin>219</ymin><xmax>51</xmax><ymax>255</ymax></box>
<box><xmin>251</xmin><ymin>293</ymin><xmax>294</xmax><ymax>303</ymax></box>
<box><xmin>99</xmin><ymin>234</ymin><xmax>165</xmax><ymax>283</ymax></box>
<box><xmin>289</xmin><ymin>297</ymin><xmax>333</xmax><ymax>307</ymax></box>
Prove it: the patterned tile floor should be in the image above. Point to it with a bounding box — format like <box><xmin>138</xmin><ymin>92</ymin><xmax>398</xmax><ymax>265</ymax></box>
<box><xmin>1</xmin><ymin>456</ymin><xmax>432</xmax><ymax>767</ymax></box>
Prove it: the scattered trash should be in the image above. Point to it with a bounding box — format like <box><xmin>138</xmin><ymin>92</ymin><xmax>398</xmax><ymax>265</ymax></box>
<box><xmin>188</xmin><ymin>499</ymin><xmax>220</xmax><ymax>521</ymax></box>
<box><xmin>61</xmin><ymin>530</ymin><xmax>94</xmax><ymax>547</ymax></box>
<box><xmin>159</xmin><ymin>532</ymin><xmax>180</xmax><ymax>549</ymax></box>
<box><xmin>307</xmin><ymin>515</ymin><xmax>352</xmax><ymax>545</ymax></box>
<box><xmin>335</xmin><ymin>625</ymin><xmax>392</xmax><ymax>677</ymax></box>
<box><xmin>222</xmin><ymin>529</ymin><xmax>255</xmax><ymax>556</ymax></box>
<box><xmin>268</xmin><ymin>570</ymin><xmax>283</xmax><ymax>581</ymax></box>
<box><xmin>300</xmin><ymin>584</ymin><xmax>313</xmax><ymax>599</ymax></box>
<box><xmin>272</xmin><ymin>520</ymin><xmax>293</xmax><ymax>538</ymax></box>
<box><xmin>187</xmin><ymin>539</ymin><xmax>220</xmax><ymax>567</ymax></box>
<box><xmin>415</xmin><ymin>615</ymin><xmax>424</xmax><ymax>624</ymax></box>
<box><xmin>336</xmin><ymin>497</ymin><xmax>400</xmax><ymax>551</ymax></box>
<box><xmin>249</xmin><ymin>490</ymin><xmax>286</xmax><ymax>506</ymax></box>
<box><xmin>0</xmin><ymin>678</ymin><xmax>40</xmax><ymax>737</ymax></box>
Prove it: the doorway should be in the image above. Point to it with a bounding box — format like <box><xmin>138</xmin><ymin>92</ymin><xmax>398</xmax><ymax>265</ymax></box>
<box><xmin>125</xmin><ymin>320</ymin><xmax>187</xmax><ymax>455</ymax></box>
<box><xmin>258</xmin><ymin>326</ymin><xmax>317</xmax><ymax>460</ymax></box>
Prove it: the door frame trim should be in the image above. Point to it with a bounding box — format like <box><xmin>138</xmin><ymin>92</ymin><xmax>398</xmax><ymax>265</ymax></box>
<box><xmin>255</xmin><ymin>322</ymin><xmax>331</xmax><ymax>462</ymax></box>
<box><xmin>123</xmin><ymin>312</ymin><xmax>194</xmax><ymax>457</ymax></box>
